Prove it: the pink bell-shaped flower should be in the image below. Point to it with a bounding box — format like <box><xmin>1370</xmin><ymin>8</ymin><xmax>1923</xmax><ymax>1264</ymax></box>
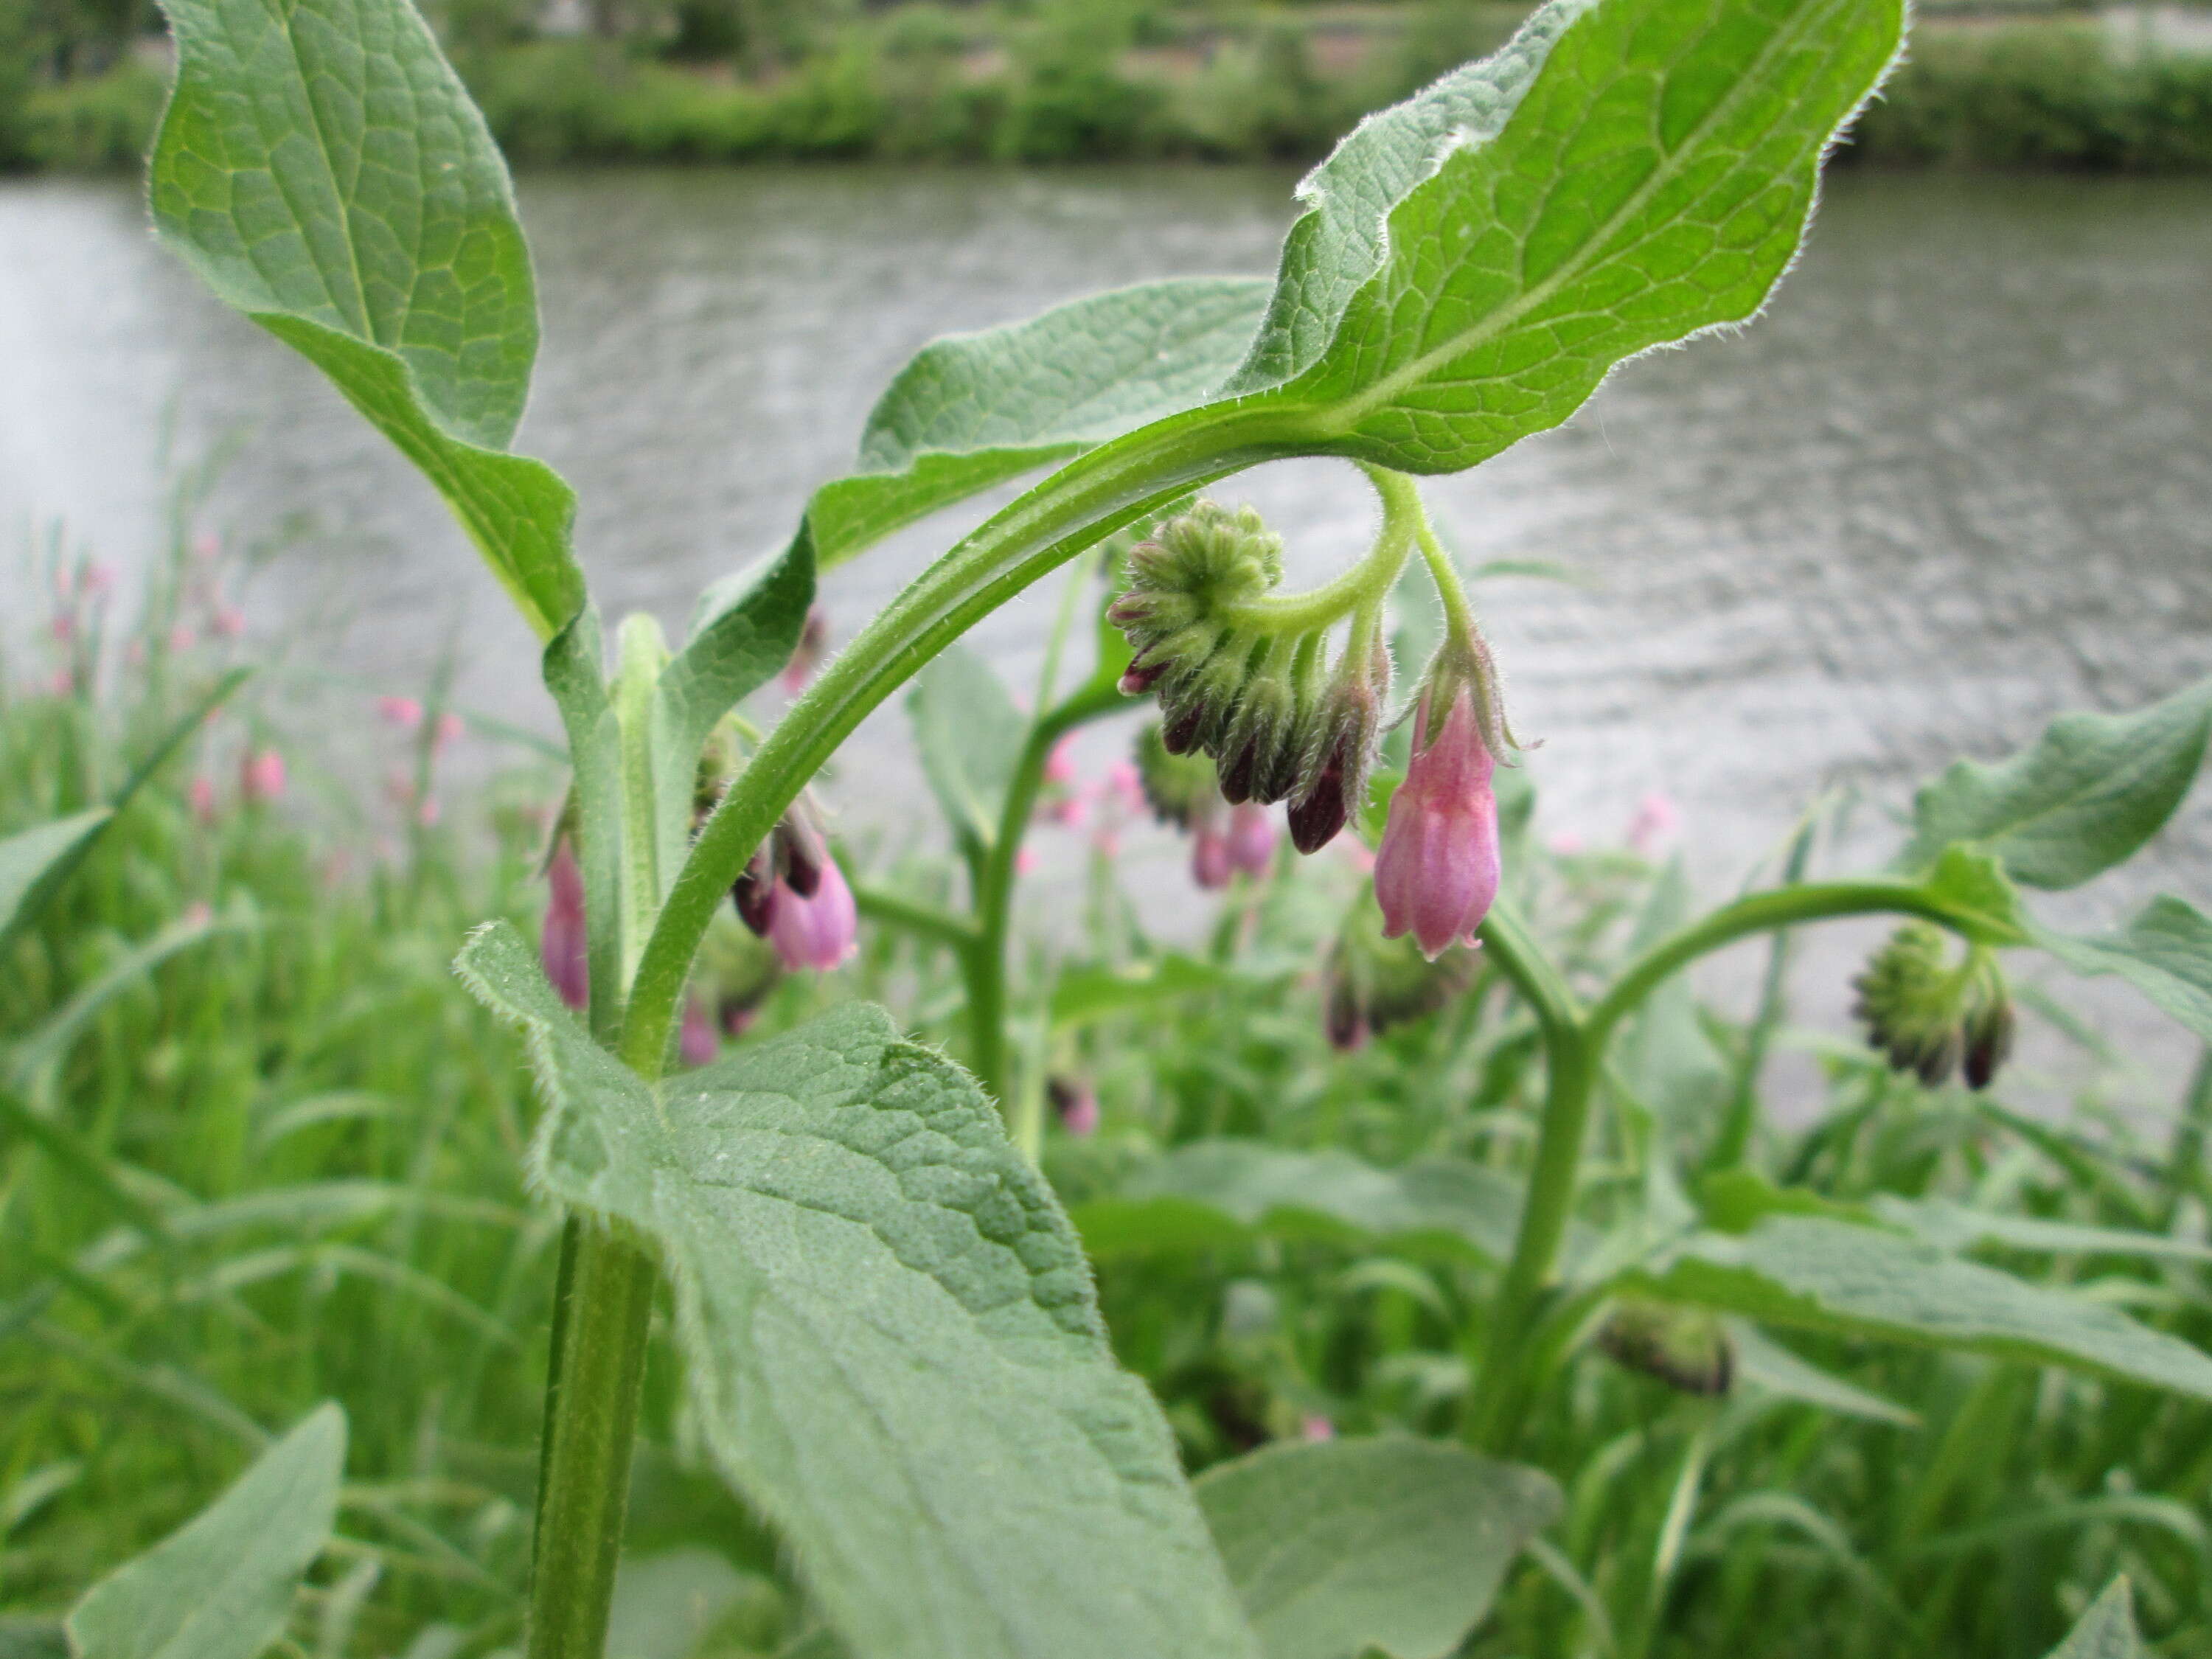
<box><xmin>678</xmin><ymin>997</ymin><xmax>719</xmax><ymax>1067</ymax></box>
<box><xmin>542</xmin><ymin>838</ymin><xmax>590</xmax><ymax>1012</ymax></box>
<box><xmin>765</xmin><ymin>852</ymin><xmax>858</xmax><ymax>973</ymax></box>
<box><xmin>1225</xmin><ymin>802</ymin><xmax>1276</xmax><ymax>877</ymax></box>
<box><xmin>1374</xmin><ymin>686</ymin><xmax>1500</xmax><ymax>961</ymax></box>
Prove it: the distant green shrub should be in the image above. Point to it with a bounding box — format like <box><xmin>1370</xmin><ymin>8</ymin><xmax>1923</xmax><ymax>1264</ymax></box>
<box><xmin>19</xmin><ymin>55</ymin><xmax>164</xmax><ymax>170</ymax></box>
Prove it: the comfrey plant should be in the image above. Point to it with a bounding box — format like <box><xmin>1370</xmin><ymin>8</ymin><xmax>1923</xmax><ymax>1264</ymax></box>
<box><xmin>4</xmin><ymin>0</ymin><xmax>2207</xmax><ymax>1652</ymax></box>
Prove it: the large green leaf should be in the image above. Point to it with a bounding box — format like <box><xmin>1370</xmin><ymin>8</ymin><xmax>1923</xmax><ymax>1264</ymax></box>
<box><xmin>458</xmin><ymin>923</ymin><xmax>1259</xmax><ymax>1659</ymax></box>
<box><xmin>906</xmin><ymin>644</ymin><xmax>1028</xmax><ymax>853</ymax></box>
<box><xmin>1075</xmin><ymin>1142</ymin><xmax>1524</xmax><ymax>1266</ymax></box>
<box><xmin>2035</xmin><ymin>897</ymin><xmax>2212</xmax><ymax>1046</ymax></box>
<box><xmin>1874</xmin><ymin>1194</ymin><xmax>2212</xmax><ymax>1266</ymax></box>
<box><xmin>1901</xmin><ymin>679</ymin><xmax>2212</xmax><ymax>889</ymax></box>
<box><xmin>1194</xmin><ymin>1439</ymin><xmax>1560</xmax><ymax>1659</ymax></box>
<box><xmin>2043</xmin><ymin>1579</ymin><xmax>2143</xmax><ymax>1659</ymax></box>
<box><xmin>1625</xmin><ymin>1217</ymin><xmax>2212</xmax><ymax>1400</ymax></box>
<box><xmin>804</xmin><ymin>278</ymin><xmax>1272</xmax><ymax>570</ymax></box>
<box><xmin>149</xmin><ymin>0</ymin><xmax>580</xmax><ymax>639</ymax></box>
<box><xmin>1231</xmin><ymin>0</ymin><xmax>1904</xmax><ymax>471</ymax></box>
<box><xmin>66</xmin><ymin>1403</ymin><xmax>345</xmax><ymax>1659</ymax></box>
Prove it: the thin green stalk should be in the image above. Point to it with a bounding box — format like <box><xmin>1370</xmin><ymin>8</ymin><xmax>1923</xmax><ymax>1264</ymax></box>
<box><xmin>968</xmin><ymin>678</ymin><xmax>1127</xmax><ymax>1110</ymax></box>
<box><xmin>622</xmin><ymin>406</ymin><xmax>1309</xmax><ymax>1077</ymax></box>
<box><xmin>849</xmin><ymin>883</ymin><xmax>979</xmax><ymax>951</ymax></box>
<box><xmin>1465</xmin><ymin>901</ymin><xmax>1592</xmax><ymax>1453</ymax></box>
<box><xmin>1705</xmin><ymin>820</ymin><xmax>1818</xmax><ymax>1173</ymax></box>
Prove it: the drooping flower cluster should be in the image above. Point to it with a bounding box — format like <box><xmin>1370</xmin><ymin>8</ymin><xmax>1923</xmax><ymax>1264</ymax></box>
<box><xmin>1110</xmin><ymin>501</ymin><xmax>1387</xmax><ymax>854</ymax></box>
<box><xmin>1851</xmin><ymin>922</ymin><xmax>2014</xmax><ymax>1088</ymax></box>
<box><xmin>1373</xmin><ymin>684</ymin><xmax>1502</xmax><ymax>961</ymax></box>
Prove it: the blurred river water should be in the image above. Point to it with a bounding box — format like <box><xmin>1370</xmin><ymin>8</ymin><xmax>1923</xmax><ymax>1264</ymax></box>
<box><xmin>3</xmin><ymin>166</ymin><xmax>2210</xmax><ymax>1099</ymax></box>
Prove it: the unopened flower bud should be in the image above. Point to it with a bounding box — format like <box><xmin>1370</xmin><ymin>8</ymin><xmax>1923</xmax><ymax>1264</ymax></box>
<box><xmin>1134</xmin><ymin>723</ymin><xmax>1220</xmax><ymax>830</ymax></box>
<box><xmin>1597</xmin><ymin>1298</ymin><xmax>1733</xmax><ymax>1396</ymax></box>
<box><xmin>1963</xmin><ymin>988</ymin><xmax>2015</xmax><ymax>1091</ymax></box>
<box><xmin>1192</xmin><ymin>823</ymin><xmax>1233</xmax><ymax>889</ymax></box>
<box><xmin>765</xmin><ymin>854</ymin><xmax>858</xmax><ymax>973</ymax></box>
<box><xmin>1287</xmin><ymin>641</ymin><xmax>1387</xmax><ymax>855</ymax></box>
<box><xmin>1048</xmin><ymin>1076</ymin><xmax>1099</xmax><ymax>1137</ymax></box>
<box><xmin>542</xmin><ymin>838</ymin><xmax>590</xmax><ymax>1012</ymax></box>
<box><xmin>1225</xmin><ymin>804</ymin><xmax>1276</xmax><ymax>877</ymax></box>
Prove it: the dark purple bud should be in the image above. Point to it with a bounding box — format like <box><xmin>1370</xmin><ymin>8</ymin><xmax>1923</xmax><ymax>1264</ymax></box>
<box><xmin>733</xmin><ymin>846</ymin><xmax>779</xmax><ymax>936</ymax></box>
<box><xmin>1119</xmin><ymin>654</ymin><xmax>1169</xmax><ymax>698</ymax></box>
<box><xmin>775</xmin><ymin>801</ymin><xmax>828</xmax><ymax>899</ymax></box>
<box><xmin>1161</xmin><ymin>698</ymin><xmax>1208</xmax><ymax>757</ymax></box>
<box><xmin>1287</xmin><ymin>753</ymin><xmax>1349</xmax><ymax>855</ymax></box>
<box><xmin>1964</xmin><ymin>993</ymin><xmax>2014</xmax><ymax>1091</ymax></box>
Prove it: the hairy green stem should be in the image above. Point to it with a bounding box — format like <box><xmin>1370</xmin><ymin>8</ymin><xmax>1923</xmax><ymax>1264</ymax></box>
<box><xmin>1216</xmin><ymin>465</ymin><xmax>1421</xmax><ymax>636</ymax></box>
<box><xmin>526</xmin><ymin>1221</ymin><xmax>657</xmax><ymax>1659</ymax></box>
<box><xmin>620</xmin><ymin>407</ymin><xmax>1308</xmax><ymax>1077</ymax></box>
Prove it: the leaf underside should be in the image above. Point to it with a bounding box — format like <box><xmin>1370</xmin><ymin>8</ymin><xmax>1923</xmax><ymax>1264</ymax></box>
<box><xmin>459</xmin><ymin>923</ymin><xmax>1259</xmax><ymax>1659</ymax></box>
<box><xmin>66</xmin><ymin>1403</ymin><xmax>345</xmax><ymax>1659</ymax></box>
<box><xmin>2042</xmin><ymin>1579</ymin><xmax>2143</xmax><ymax>1659</ymax></box>
<box><xmin>2036</xmin><ymin>896</ymin><xmax>2212</xmax><ymax>1046</ymax></box>
<box><xmin>1629</xmin><ymin>1217</ymin><xmax>2212</xmax><ymax>1402</ymax></box>
<box><xmin>1196</xmin><ymin>1438</ymin><xmax>1562</xmax><ymax>1659</ymax></box>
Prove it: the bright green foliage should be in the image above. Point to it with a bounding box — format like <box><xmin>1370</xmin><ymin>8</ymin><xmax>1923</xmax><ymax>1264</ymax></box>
<box><xmin>2037</xmin><ymin>896</ymin><xmax>2212</xmax><ymax>1045</ymax></box>
<box><xmin>65</xmin><ymin>1403</ymin><xmax>344</xmax><ymax>1659</ymax></box>
<box><xmin>1629</xmin><ymin>1217</ymin><xmax>2212</xmax><ymax>1400</ymax></box>
<box><xmin>907</xmin><ymin>645</ymin><xmax>1028</xmax><ymax>854</ymax></box>
<box><xmin>1902</xmin><ymin>678</ymin><xmax>2212</xmax><ymax>888</ymax></box>
<box><xmin>2043</xmin><ymin>1579</ymin><xmax>2143</xmax><ymax>1659</ymax></box>
<box><xmin>1195</xmin><ymin>1439</ymin><xmax>1560</xmax><ymax>1659</ymax></box>
<box><xmin>0</xmin><ymin>811</ymin><xmax>111</xmax><ymax>948</ymax></box>
<box><xmin>1231</xmin><ymin>0</ymin><xmax>1905</xmax><ymax>470</ymax></box>
<box><xmin>1075</xmin><ymin>1141</ymin><xmax>1524</xmax><ymax>1266</ymax></box>
<box><xmin>805</xmin><ymin>279</ymin><xmax>1274</xmax><ymax>568</ymax></box>
<box><xmin>148</xmin><ymin>0</ymin><xmax>581</xmax><ymax>639</ymax></box>
<box><xmin>457</xmin><ymin>923</ymin><xmax>1259</xmax><ymax>1659</ymax></box>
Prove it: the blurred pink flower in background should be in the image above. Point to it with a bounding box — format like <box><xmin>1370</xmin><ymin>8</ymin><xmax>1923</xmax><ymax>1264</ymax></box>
<box><xmin>1192</xmin><ymin>823</ymin><xmax>1233</xmax><ymax>889</ymax></box>
<box><xmin>378</xmin><ymin>695</ymin><xmax>424</xmax><ymax>730</ymax></box>
<box><xmin>1105</xmin><ymin>761</ymin><xmax>1143</xmax><ymax>817</ymax></box>
<box><xmin>541</xmin><ymin>839</ymin><xmax>589</xmax><ymax>1012</ymax></box>
<box><xmin>182</xmin><ymin>900</ymin><xmax>213</xmax><ymax>928</ymax></box>
<box><xmin>1043</xmin><ymin>737</ymin><xmax>1078</xmax><ymax>785</ymax></box>
<box><xmin>435</xmin><ymin>712</ymin><xmax>465</xmax><ymax>750</ymax></box>
<box><xmin>192</xmin><ymin>532</ymin><xmax>221</xmax><ymax>563</ymax></box>
<box><xmin>189</xmin><ymin>775</ymin><xmax>218</xmax><ymax>824</ymax></box>
<box><xmin>1049</xmin><ymin>1077</ymin><xmax>1099</xmax><ymax>1137</ymax></box>
<box><xmin>1300</xmin><ymin>1415</ymin><xmax>1336</xmax><ymax>1442</ymax></box>
<box><xmin>1225</xmin><ymin>803</ymin><xmax>1276</xmax><ymax>877</ymax></box>
<box><xmin>240</xmin><ymin>748</ymin><xmax>287</xmax><ymax>804</ymax></box>
<box><xmin>680</xmin><ymin>999</ymin><xmax>718</xmax><ymax>1067</ymax></box>
<box><xmin>1547</xmin><ymin>830</ymin><xmax>1585</xmax><ymax>856</ymax></box>
<box><xmin>781</xmin><ymin>608</ymin><xmax>829</xmax><ymax>694</ymax></box>
<box><xmin>81</xmin><ymin>562</ymin><xmax>116</xmax><ymax>599</ymax></box>
<box><xmin>49</xmin><ymin>613</ymin><xmax>75</xmax><ymax>643</ymax></box>
<box><xmin>1016</xmin><ymin>846</ymin><xmax>1040</xmax><ymax>876</ymax></box>
<box><xmin>168</xmin><ymin>625</ymin><xmax>196</xmax><ymax>654</ymax></box>
<box><xmin>1627</xmin><ymin>792</ymin><xmax>1680</xmax><ymax>855</ymax></box>
<box><xmin>211</xmin><ymin>605</ymin><xmax>247</xmax><ymax>639</ymax></box>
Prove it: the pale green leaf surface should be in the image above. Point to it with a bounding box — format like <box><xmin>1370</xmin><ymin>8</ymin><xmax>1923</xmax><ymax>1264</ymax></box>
<box><xmin>907</xmin><ymin>645</ymin><xmax>1027</xmax><ymax>850</ymax></box>
<box><xmin>1627</xmin><ymin>1217</ymin><xmax>2212</xmax><ymax>1399</ymax></box>
<box><xmin>1874</xmin><ymin>1195</ymin><xmax>2212</xmax><ymax>1265</ymax></box>
<box><xmin>652</xmin><ymin>541</ymin><xmax>816</xmax><ymax>883</ymax></box>
<box><xmin>1195</xmin><ymin>1439</ymin><xmax>1560</xmax><ymax>1659</ymax></box>
<box><xmin>0</xmin><ymin>811</ymin><xmax>111</xmax><ymax>945</ymax></box>
<box><xmin>458</xmin><ymin>923</ymin><xmax>1259</xmax><ymax>1659</ymax></box>
<box><xmin>1727</xmin><ymin>1322</ymin><xmax>1919</xmax><ymax>1425</ymax></box>
<box><xmin>150</xmin><ymin>0</ymin><xmax>580</xmax><ymax>637</ymax></box>
<box><xmin>2043</xmin><ymin>1579</ymin><xmax>2143</xmax><ymax>1659</ymax></box>
<box><xmin>1902</xmin><ymin>680</ymin><xmax>2212</xmax><ymax>889</ymax></box>
<box><xmin>66</xmin><ymin>1402</ymin><xmax>344</xmax><ymax>1659</ymax></box>
<box><xmin>606</xmin><ymin>1550</ymin><xmax>757</xmax><ymax>1659</ymax></box>
<box><xmin>1223</xmin><ymin>0</ymin><xmax>1595</xmax><ymax>394</ymax></box>
<box><xmin>807</xmin><ymin>278</ymin><xmax>1273</xmax><ymax>568</ymax></box>
<box><xmin>2036</xmin><ymin>897</ymin><xmax>2212</xmax><ymax>1045</ymax></box>
<box><xmin>1079</xmin><ymin>1142</ymin><xmax>1524</xmax><ymax>1265</ymax></box>
<box><xmin>1241</xmin><ymin>0</ymin><xmax>1904</xmax><ymax>472</ymax></box>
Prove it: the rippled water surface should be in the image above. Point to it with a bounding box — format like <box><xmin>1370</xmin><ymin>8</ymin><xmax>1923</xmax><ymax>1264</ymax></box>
<box><xmin>4</xmin><ymin>166</ymin><xmax>2209</xmax><ymax>1089</ymax></box>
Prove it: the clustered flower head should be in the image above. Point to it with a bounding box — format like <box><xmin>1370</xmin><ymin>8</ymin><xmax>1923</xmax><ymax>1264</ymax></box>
<box><xmin>1851</xmin><ymin>922</ymin><xmax>2014</xmax><ymax>1089</ymax></box>
<box><xmin>1110</xmin><ymin>501</ymin><xmax>1387</xmax><ymax>855</ymax></box>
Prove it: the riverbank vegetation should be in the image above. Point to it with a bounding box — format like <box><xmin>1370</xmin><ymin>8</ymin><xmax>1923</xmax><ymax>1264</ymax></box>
<box><xmin>13</xmin><ymin>1</ymin><xmax>2212</xmax><ymax>1655</ymax></box>
<box><xmin>9</xmin><ymin>479</ymin><xmax>2212</xmax><ymax>1658</ymax></box>
<box><xmin>7</xmin><ymin>1</ymin><xmax>2212</xmax><ymax>172</ymax></box>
